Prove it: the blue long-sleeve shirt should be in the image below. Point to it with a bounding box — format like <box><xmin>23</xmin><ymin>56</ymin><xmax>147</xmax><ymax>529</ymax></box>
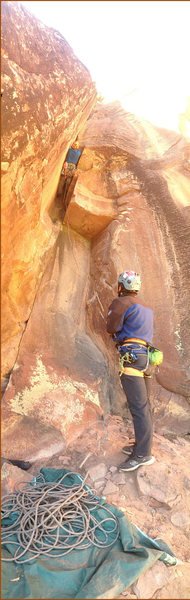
<box><xmin>107</xmin><ymin>294</ymin><xmax>153</xmax><ymax>344</ymax></box>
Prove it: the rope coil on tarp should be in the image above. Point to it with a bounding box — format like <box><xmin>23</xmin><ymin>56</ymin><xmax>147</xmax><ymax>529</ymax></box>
<box><xmin>1</xmin><ymin>471</ymin><xmax>120</xmax><ymax>564</ymax></box>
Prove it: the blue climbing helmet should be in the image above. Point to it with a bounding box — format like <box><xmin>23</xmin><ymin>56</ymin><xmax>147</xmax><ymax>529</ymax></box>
<box><xmin>118</xmin><ymin>270</ymin><xmax>141</xmax><ymax>294</ymax></box>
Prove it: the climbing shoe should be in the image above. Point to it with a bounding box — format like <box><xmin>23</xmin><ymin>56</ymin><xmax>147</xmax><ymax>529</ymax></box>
<box><xmin>122</xmin><ymin>443</ymin><xmax>136</xmax><ymax>455</ymax></box>
<box><xmin>8</xmin><ymin>459</ymin><xmax>31</xmax><ymax>471</ymax></box>
<box><xmin>119</xmin><ymin>455</ymin><xmax>155</xmax><ymax>472</ymax></box>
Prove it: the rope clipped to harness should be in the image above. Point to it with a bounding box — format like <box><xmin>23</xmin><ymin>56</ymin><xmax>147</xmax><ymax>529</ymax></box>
<box><xmin>1</xmin><ymin>471</ymin><xmax>119</xmax><ymax>564</ymax></box>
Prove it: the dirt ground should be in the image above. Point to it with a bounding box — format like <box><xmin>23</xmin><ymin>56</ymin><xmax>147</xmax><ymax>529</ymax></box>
<box><xmin>16</xmin><ymin>413</ymin><xmax>189</xmax><ymax>599</ymax></box>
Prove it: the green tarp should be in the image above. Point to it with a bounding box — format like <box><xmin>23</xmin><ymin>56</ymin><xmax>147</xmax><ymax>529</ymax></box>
<box><xmin>1</xmin><ymin>468</ymin><xmax>177</xmax><ymax>600</ymax></box>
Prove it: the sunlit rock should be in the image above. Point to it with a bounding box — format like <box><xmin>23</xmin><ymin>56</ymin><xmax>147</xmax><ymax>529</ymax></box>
<box><xmin>1</xmin><ymin>0</ymin><xmax>97</xmax><ymax>377</ymax></box>
<box><xmin>77</xmin><ymin>103</ymin><xmax>190</xmax><ymax>408</ymax></box>
<box><xmin>1</xmin><ymin>3</ymin><xmax>190</xmax><ymax>460</ymax></box>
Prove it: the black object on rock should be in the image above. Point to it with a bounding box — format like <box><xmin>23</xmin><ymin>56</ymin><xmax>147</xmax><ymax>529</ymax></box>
<box><xmin>2</xmin><ymin>458</ymin><xmax>31</xmax><ymax>471</ymax></box>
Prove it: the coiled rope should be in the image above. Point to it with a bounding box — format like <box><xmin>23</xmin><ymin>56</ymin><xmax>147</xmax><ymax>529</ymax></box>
<box><xmin>1</xmin><ymin>471</ymin><xmax>119</xmax><ymax>564</ymax></box>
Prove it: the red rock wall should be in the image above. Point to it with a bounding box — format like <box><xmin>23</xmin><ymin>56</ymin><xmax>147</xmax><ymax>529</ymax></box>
<box><xmin>2</xmin><ymin>7</ymin><xmax>190</xmax><ymax>460</ymax></box>
<box><xmin>78</xmin><ymin>103</ymin><xmax>190</xmax><ymax>409</ymax></box>
<box><xmin>1</xmin><ymin>0</ymin><xmax>97</xmax><ymax>379</ymax></box>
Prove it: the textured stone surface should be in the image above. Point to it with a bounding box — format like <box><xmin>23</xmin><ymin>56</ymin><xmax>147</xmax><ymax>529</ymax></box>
<box><xmin>3</xmin><ymin>355</ymin><xmax>103</xmax><ymax>446</ymax></box>
<box><xmin>87</xmin><ymin>462</ymin><xmax>107</xmax><ymax>482</ymax></box>
<box><xmin>2</xmin><ymin>225</ymin><xmax>105</xmax><ymax>445</ymax></box>
<box><xmin>153</xmin><ymin>564</ymin><xmax>190</xmax><ymax>599</ymax></box>
<box><xmin>103</xmin><ymin>480</ymin><xmax>119</xmax><ymax>495</ymax></box>
<box><xmin>77</xmin><ymin>103</ymin><xmax>190</xmax><ymax>408</ymax></box>
<box><xmin>2</xmin><ymin>7</ymin><xmax>190</xmax><ymax>598</ymax></box>
<box><xmin>2</xmin><ymin>98</ymin><xmax>190</xmax><ymax>460</ymax></box>
<box><xmin>1</xmin><ymin>411</ymin><xmax>65</xmax><ymax>462</ymax></box>
<box><xmin>1</xmin><ymin>463</ymin><xmax>33</xmax><ymax>497</ymax></box>
<box><xmin>170</xmin><ymin>511</ymin><xmax>190</xmax><ymax>528</ymax></box>
<box><xmin>1</xmin><ymin>0</ymin><xmax>96</xmax><ymax>377</ymax></box>
<box><xmin>133</xmin><ymin>562</ymin><xmax>173</xmax><ymax>599</ymax></box>
<box><xmin>1</xmin><ymin>414</ymin><xmax>190</xmax><ymax>599</ymax></box>
<box><xmin>133</xmin><ymin>563</ymin><xmax>190</xmax><ymax>600</ymax></box>
<box><xmin>136</xmin><ymin>458</ymin><xmax>187</xmax><ymax>508</ymax></box>
<box><xmin>64</xmin><ymin>180</ymin><xmax>117</xmax><ymax>239</ymax></box>
<box><xmin>112</xmin><ymin>471</ymin><xmax>126</xmax><ymax>485</ymax></box>
<box><xmin>1</xmin><ymin>5</ymin><xmax>190</xmax><ymax>555</ymax></box>
<box><xmin>152</xmin><ymin>385</ymin><xmax>190</xmax><ymax>435</ymax></box>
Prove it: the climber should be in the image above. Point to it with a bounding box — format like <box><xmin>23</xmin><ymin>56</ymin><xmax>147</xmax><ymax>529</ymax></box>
<box><xmin>106</xmin><ymin>270</ymin><xmax>155</xmax><ymax>472</ymax></box>
<box><xmin>62</xmin><ymin>141</ymin><xmax>81</xmax><ymax>180</ymax></box>
<box><xmin>61</xmin><ymin>141</ymin><xmax>81</xmax><ymax>203</ymax></box>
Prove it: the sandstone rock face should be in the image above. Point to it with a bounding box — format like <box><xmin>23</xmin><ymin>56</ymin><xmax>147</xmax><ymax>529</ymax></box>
<box><xmin>1</xmin><ymin>412</ymin><xmax>66</xmax><ymax>463</ymax></box>
<box><xmin>2</xmin><ymin>224</ymin><xmax>105</xmax><ymax>452</ymax></box>
<box><xmin>2</xmin><ymin>3</ymin><xmax>190</xmax><ymax>464</ymax></box>
<box><xmin>3</xmin><ymin>102</ymin><xmax>190</xmax><ymax>456</ymax></box>
<box><xmin>2</xmin><ymin>10</ymin><xmax>190</xmax><ymax>599</ymax></box>
<box><xmin>76</xmin><ymin>103</ymin><xmax>190</xmax><ymax>405</ymax></box>
<box><xmin>137</xmin><ymin>461</ymin><xmax>184</xmax><ymax>508</ymax></box>
<box><xmin>1</xmin><ymin>462</ymin><xmax>33</xmax><ymax>497</ymax></box>
<box><xmin>1</xmin><ymin>0</ymin><xmax>97</xmax><ymax>378</ymax></box>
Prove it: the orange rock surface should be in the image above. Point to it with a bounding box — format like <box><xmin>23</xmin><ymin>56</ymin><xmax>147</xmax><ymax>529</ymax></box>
<box><xmin>1</xmin><ymin>4</ymin><xmax>190</xmax><ymax>461</ymax></box>
<box><xmin>1</xmin><ymin>0</ymin><xmax>97</xmax><ymax>377</ymax></box>
<box><xmin>1</xmin><ymin>7</ymin><xmax>190</xmax><ymax>599</ymax></box>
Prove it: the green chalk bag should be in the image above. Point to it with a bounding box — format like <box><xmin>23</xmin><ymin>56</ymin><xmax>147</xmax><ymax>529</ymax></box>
<box><xmin>148</xmin><ymin>345</ymin><xmax>163</xmax><ymax>366</ymax></box>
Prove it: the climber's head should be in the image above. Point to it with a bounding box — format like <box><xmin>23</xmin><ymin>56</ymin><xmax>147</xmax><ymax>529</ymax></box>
<box><xmin>72</xmin><ymin>141</ymin><xmax>79</xmax><ymax>150</ymax></box>
<box><xmin>118</xmin><ymin>271</ymin><xmax>141</xmax><ymax>296</ymax></box>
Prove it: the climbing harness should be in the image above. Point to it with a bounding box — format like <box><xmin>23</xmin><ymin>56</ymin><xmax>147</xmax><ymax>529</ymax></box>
<box><xmin>118</xmin><ymin>339</ymin><xmax>163</xmax><ymax>376</ymax></box>
<box><xmin>65</xmin><ymin>162</ymin><xmax>76</xmax><ymax>179</ymax></box>
<box><xmin>118</xmin><ymin>342</ymin><xmax>149</xmax><ymax>377</ymax></box>
<box><xmin>1</xmin><ymin>471</ymin><xmax>119</xmax><ymax>564</ymax></box>
<box><xmin>62</xmin><ymin>162</ymin><xmax>77</xmax><ymax>204</ymax></box>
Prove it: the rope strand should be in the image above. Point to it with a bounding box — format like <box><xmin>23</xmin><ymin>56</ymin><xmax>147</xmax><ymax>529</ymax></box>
<box><xmin>1</xmin><ymin>471</ymin><xmax>119</xmax><ymax>564</ymax></box>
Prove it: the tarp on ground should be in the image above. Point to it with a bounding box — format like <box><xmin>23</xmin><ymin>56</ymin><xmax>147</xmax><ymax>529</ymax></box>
<box><xmin>1</xmin><ymin>467</ymin><xmax>177</xmax><ymax>600</ymax></box>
